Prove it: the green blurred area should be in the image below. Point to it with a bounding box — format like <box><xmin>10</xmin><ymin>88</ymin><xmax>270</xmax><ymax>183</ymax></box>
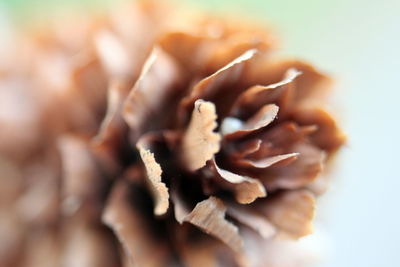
<box><xmin>2</xmin><ymin>0</ymin><xmax>329</xmax><ymax>25</ymax></box>
<box><xmin>0</xmin><ymin>0</ymin><xmax>324</xmax><ymax>25</ymax></box>
<box><xmin>2</xmin><ymin>0</ymin><xmax>327</xmax><ymax>28</ymax></box>
<box><xmin>2</xmin><ymin>0</ymin><xmax>325</xmax><ymax>16</ymax></box>
<box><xmin>1</xmin><ymin>0</ymin><xmax>336</xmax><ymax>59</ymax></box>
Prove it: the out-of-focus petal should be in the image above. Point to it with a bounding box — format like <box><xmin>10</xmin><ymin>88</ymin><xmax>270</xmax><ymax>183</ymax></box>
<box><xmin>293</xmin><ymin>106</ymin><xmax>346</xmax><ymax>153</ymax></box>
<box><xmin>227</xmin><ymin>205</ymin><xmax>276</xmax><ymax>239</ymax></box>
<box><xmin>257</xmin><ymin>190</ymin><xmax>315</xmax><ymax>239</ymax></box>
<box><xmin>102</xmin><ymin>180</ymin><xmax>171</xmax><ymax>267</ymax></box>
<box><xmin>58</xmin><ymin>135</ymin><xmax>105</xmax><ymax>219</ymax></box>
<box><xmin>123</xmin><ymin>47</ymin><xmax>183</xmax><ymax>141</ymax></box>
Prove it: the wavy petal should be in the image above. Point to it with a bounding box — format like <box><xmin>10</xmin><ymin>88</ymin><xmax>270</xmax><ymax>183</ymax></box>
<box><xmin>227</xmin><ymin>205</ymin><xmax>276</xmax><ymax>239</ymax></box>
<box><xmin>183</xmin><ymin>196</ymin><xmax>243</xmax><ymax>253</ymax></box>
<box><xmin>248</xmin><ymin>122</ymin><xmax>317</xmax><ymax>160</ymax></box>
<box><xmin>181</xmin><ymin>100</ymin><xmax>221</xmax><ymax>171</ymax></box>
<box><xmin>211</xmin><ymin>160</ymin><xmax>266</xmax><ymax>204</ymax></box>
<box><xmin>258</xmin><ymin>190</ymin><xmax>315</xmax><ymax>239</ymax></box>
<box><xmin>229</xmin><ymin>139</ymin><xmax>262</xmax><ymax>159</ymax></box>
<box><xmin>178</xmin><ymin>49</ymin><xmax>257</xmax><ymax>124</ymax></box>
<box><xmin>223</xmin><ymin>104</ymin><xmax>279</xmax><ymax>139</ymax></box>
<box><xmin>102</xmin><ymin>180</ymin><xmax>170</xmax><ymax>267</ymax></box>
<box><xmin>123</xmin><ymin>47</ymin><xmax>183</xmax><ymax>141</ymax></box>
<box><xmin>236</xmin><ymin>153</ymin><xmax>299</xmax><ymax>169</ymax></box>
<box><xmin>261</xmin><ymin>143</ymin><xmax>326</xmax><ymax>190</ymax></box>
<box><xmin>137</xmin><ymin>136</ymin><xmax>169</xmax><ymax>216</ymax></box>
<box><xmin>243</xmin><ymin>58</ymin><xmax>332</xmax><ymax>104</ymax></box>
<box><xmin>293</xmin><ymin>106</ymin><xmax>346</xmax><ymax>153</ymax></box>
<box><xmin>230</xmin><ymin>68</ymin><xmax>301</xmax><ymax>119</ymax></box>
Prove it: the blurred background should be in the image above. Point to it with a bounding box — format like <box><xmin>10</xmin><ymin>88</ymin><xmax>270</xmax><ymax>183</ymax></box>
<box><xmin>2</xmin><ymin>0</ymin><xmax>400</xmax><ymax>266</ymax></box>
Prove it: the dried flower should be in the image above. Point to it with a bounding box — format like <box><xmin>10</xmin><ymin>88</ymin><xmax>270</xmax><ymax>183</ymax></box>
<box><xmin>0</xmin><ymin>1</ymin><xmax>345</xmax><ymax>267</ymax></box>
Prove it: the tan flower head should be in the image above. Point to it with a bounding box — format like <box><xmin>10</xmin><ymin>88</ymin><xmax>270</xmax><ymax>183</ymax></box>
<box><xmin>0</xmin><ymin>1</ymin><xmax>345</xmax><ymax>267</ymax></box>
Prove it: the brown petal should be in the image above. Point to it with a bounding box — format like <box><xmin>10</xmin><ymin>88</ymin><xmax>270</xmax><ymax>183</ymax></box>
<box><xmin>0</xmin><ymin>78</ymin><xmax>42</xmax><ymax>162</ymax></box>
<box><xmin>178</xmin><ymin>49</ymin><xmax>257</xmax><ymax>124</ymax></box>
<box><xmin>158</xmin><ymin>32</ymin><xmax>208</xmax><ymax>74</ymax></box>
<box><xmin>223</xmin><ymin>104</ymin><xmax>279</xmax><ymax>139</ymax></box>
<box><xmin>249</xmin><ymin>122</ymin><xmax>316</xmax><ymax>160</ymax></box>
<box><xmin>94</xmin><ymin>30</ymin><xmax>132</xmax><ymax>78</ymax></box>
<box><xmin>170</xmin><ymin>188</ymin><xmax>189</xmax><ymax>224</ymax></box>
<box><xmin>181</xmin><ymin>100</ymin><xmax>221</xmax><ymax>171</ymax></box>
<box><xmin>293</xmin><ymin>106</ymin><xmax>346</xmax><ymax>153</ymax></box>
<box><xmin>262</xmin><ymin>143</ymin><xmax>326</xmax><ymax>190</ymax></box>
<box><xmin>230</xmin><ymin>68</ymin><xmax>301</xmax><ymax>119</ymax></box>
<box><xmin>159</xmin><ymin>28</ymin><xmax>273</xmax><ymax>76</ymax></box>
<box><xmin>177</xmin><ymin>242</ymin><xmax>221</xmax><ymax>267</ymax></box>
<box><xmin>227</xmin><ymin>205</ymin><xmax>276</xmax><ymax>239</ymax></box>
<box><xmin>62</xmin><ymin>223</ymin><xmax>120</xmax><ymax>267</ymax></box>
<box><xmin>203</xmin><ymin>37</ymin><xmax>273</xmax><ymax>73</ymax></box>
<box><xmin>306</xmin><ymin>172</ymin><xmax>331</xmax><ymax>196</ymax></box>
<box><xmin>70</xmin><ymin>52</ymin><xmax>108</xmax><ymax>124</ymax></box>
<box><xmin>58</xmin><ymin>135</ymin><xmax>104</xmax><ymax>218</ymax></box>
<box><xmin>0</xmin><ymin>158</ymin><xmax>23</xmax><ymax>205</ymax></box>
<box><xmin>229</xmin><ymin>139</ymin><xmax>262</xmax><ymax>159</ymax></box>
<box><xmin>183</xmin><ymin>196</ymin><xmax>243</xmax><ymax>253</ymax></box>
<box><xmin>123</xmin><ymin>47</ymin><xmax>182</xmax><ymax>141</ymax></box>
<box><xmin>16</xmin><ymin>171</ymin><xmax>59</xmax><ymax>225</ymax></box>
<box><xmin>102</xmin><ymin>180</ymin><xmax>171</xmax><ymax>267</ymax></box>
<box><xmin>137</xmin><ymin>137</ymin><xmax>169</xmax><ymax>216</ymax></box>
<box><xmin>93</xmin><ymin>80</ymin><xmax>128</xmax><ymax>149</ymax></box>
<box><xmin>211</xmin><ymin>160</ymin><xmax>266</xmax><ymax>204</ymax></box>
<box><xmin>244</xmin><ymin>58</ymin><xmax>332</xmax><ymax>105</ymax></box>
<box><xmin>236</xmin><ymin>153</ymin><xmax>299</xmax><ymax>169</ymax></box>
<box><xmin>172</xmin><ymin>220</ymin><xmax>238</xmax><ymax>267</ymax></box>
<box><xmin>91</xmin><ymin>81</ymin><xmax>129</xmax><ymax>176</ymax></box>
<box><xmin>22</xmin><ymin>230</ymin><xmax>61</xmax><ymax>267</ymax></box>
<box><xmin>259</xmin><ymin>190</ymin><xmax>315</xmax><ymax>239</ymax></box>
